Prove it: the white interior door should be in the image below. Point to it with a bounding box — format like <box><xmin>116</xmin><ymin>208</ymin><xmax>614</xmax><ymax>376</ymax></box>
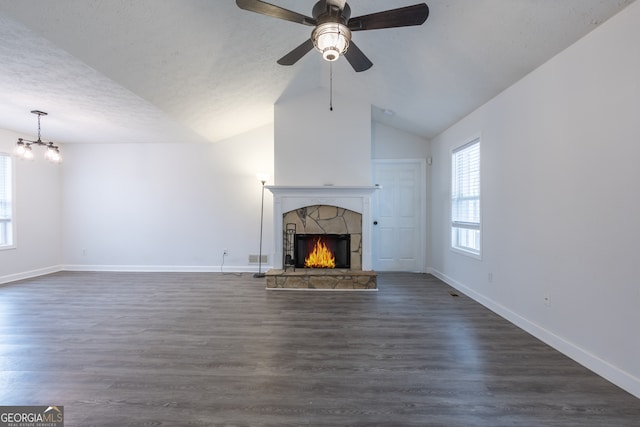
<box><xmin>372</xmin><ymin>160</ymin><xmax>426</xmax><ymax>272</ymax></box>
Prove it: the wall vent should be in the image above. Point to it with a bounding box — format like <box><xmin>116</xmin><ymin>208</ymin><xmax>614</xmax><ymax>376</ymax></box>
<box><xmin>248</xmin><ymin>254</ymin><xmax>268</xmax><ymax>264</ymax></box>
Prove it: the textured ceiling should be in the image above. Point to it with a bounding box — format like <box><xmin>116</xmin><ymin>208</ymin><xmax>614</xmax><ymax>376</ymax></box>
<box><xmin>0</xmin><ymin>0</ymin><xmax>635</xmax><ymax>145</ymax></box>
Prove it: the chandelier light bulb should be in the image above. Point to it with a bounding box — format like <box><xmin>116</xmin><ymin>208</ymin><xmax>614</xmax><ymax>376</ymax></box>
<box><xmin>23</xmin><ymin>146</ymin><xmax>34</xmax><ymax>160</ymax></box>
<box><xmin>44</xmin><ymin>145</ymin><xmax>62</xmax><ymax>163</ymax></box>
<box><xmin>45</xmin><ymin>146</ymin><xmax>55</xmax><ymax>161</ymax></box>
<box><xmin>52</xmin><ymin>149</ymin><xmax>62</xmax><ymax>164</ymax></box>
<box><xmin>15</xmin><ymin>141</ymin><xmax>26</xmax><ymax>157</ymax></box>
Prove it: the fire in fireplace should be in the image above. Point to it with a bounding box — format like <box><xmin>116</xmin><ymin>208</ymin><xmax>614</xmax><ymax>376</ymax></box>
<box><xmin>295</xmin><ymin>234</ymin><xmax>350</xmax><ymax>269</ymax></box>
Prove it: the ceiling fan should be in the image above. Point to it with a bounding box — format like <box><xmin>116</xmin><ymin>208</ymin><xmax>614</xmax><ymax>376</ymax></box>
<box><xmin>236</xmin><ymin>0</ymin><xmax>429</xmax><ymax>72</ymax></box>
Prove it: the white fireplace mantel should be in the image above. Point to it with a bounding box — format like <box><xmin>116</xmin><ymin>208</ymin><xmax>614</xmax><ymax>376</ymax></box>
<box><xmin>266</xmin><ymin>185</ymin><xmax>379</xmax><ymax>270</ymax></box>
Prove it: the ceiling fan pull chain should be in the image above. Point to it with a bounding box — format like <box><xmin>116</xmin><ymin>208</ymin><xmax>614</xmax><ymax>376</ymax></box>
<box><xmin>329</xmin><ymin>61</ymin><xmax>333</xmax><ymax>111</ymax></box>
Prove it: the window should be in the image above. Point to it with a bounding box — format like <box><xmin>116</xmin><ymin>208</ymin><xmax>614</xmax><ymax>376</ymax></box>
<box><xmin>451</xmin><ymin>137</ymin><xmax>480</xmax><ymax>256</ymax></box>
<box><xmin>0</xmin><ymin>153</ymin><xmax>13</xmax><ymax>248</ymax></box>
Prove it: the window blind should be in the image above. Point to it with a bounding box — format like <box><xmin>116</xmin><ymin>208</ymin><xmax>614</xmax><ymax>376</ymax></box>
<box><xmin>451</xmin><ymin>138</ymin><xmax>480</xmax><ymax>254</ymax></box>
<box><xmin>0</xmin><ymin>153</ymin><xmax>12</xmax><ymax>246</ymax></box>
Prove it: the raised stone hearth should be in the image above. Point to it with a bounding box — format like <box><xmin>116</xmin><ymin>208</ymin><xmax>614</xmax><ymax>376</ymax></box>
<box><xmin>266</xmin><ymin>269</ymin><xmax>377</xmax><ymax>290</ymax></box>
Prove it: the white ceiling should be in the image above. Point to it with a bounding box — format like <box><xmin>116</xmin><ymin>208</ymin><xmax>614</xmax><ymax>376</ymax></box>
<box><xmin>0</xmin><ymin>0</ymin><xmax>635</xmax><ymax>145</ymax></box>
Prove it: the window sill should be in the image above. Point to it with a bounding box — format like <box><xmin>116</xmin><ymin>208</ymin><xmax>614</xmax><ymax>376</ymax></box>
<box><xmin>451</xmin><ymin>246</ymin><xmax>482</xmax><ymax>260</ymax></box>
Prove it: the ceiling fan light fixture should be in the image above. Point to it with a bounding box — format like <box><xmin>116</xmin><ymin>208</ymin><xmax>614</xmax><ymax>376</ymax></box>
<box><xmin>312</xmin><ymin>22</ymin><xmax>351</xmax><ymax>62</ymax></box>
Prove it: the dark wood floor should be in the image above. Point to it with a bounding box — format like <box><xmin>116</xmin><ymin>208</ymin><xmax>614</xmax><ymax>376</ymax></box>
<box><xmin>1</xmin><ymin>272</ymin><xmax>638</xmax><ymax>426</ymax></box>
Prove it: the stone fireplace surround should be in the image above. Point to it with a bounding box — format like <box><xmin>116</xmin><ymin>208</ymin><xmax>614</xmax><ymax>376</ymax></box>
<box><xmin>265</xmin><ymin>186</ymin><xmax>378</xmax><ymax>290</ymax></box>
<box><xmin>285</xmin><ymin>205</ymin><xmax>360</xmax><ymax>270</ymax></box>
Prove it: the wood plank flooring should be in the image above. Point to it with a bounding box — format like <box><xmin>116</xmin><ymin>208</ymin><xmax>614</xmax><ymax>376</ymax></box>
<box><xmin>1</xmin><ymin>271</ymin><xmax>638</xmax><ymax>426</ymax></box>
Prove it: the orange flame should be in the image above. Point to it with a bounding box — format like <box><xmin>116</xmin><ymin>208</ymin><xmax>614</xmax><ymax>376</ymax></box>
<box><xmin>304</xmin><ymin>237</ymin><xmax>336</xmax><ymax>268</ymax></box>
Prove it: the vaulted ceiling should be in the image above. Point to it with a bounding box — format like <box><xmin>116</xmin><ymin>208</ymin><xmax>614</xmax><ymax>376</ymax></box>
<box><xmin>0</xmin><ymin>0</ymin><xmax>635</xmax><ymax>145</ymax></box>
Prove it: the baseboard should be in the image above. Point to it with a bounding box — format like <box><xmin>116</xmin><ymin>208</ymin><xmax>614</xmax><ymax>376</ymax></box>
<box><xmin>0</xmin><ymin>265</ymin><xmax>63</xmax><ymax>286</ymax></box>
<box><xmin>62</xmin><ymin>264</ymin><xmax>272</xmax><ymax>273</ymax></box>
<box><xmin>428</xmin><ymin>267</ymin><xmax>640</xmax><ymax>399</ymax></box>
<box><xmin>266</xmin><ymin>287</ymin><xmax>378</xmax><ymax>292</ymax></box>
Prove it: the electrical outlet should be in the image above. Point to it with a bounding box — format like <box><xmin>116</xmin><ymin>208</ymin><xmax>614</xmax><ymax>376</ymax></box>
<box><xmin>544</xmin><ymin>294</ymin><xmax>551</xmax><ymax>306</ymax></box>
<box><xmin>488</xmin><ymin>272</ymin><xmax>493</xmax><ymax>283</ymax></box>
<box><xmin>223</xmin><ymin>249</ymin><xmax>228</xmax><ymax>256</ymax></box>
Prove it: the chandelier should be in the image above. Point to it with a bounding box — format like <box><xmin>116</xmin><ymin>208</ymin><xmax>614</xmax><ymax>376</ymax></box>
<box><xmin>15</xmin><ymin>110</ymin><xmax>62</xmax><ymax>163</ymax></box>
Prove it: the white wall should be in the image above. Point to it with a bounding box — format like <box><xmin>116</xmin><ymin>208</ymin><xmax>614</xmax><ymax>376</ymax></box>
<box><xmin>274</xmin><ymin>89</ymin><xmax>371</xmax><ymax>186</ymax></box>
<box><xmin>371</xmin><ymin>121</ymin><xmax>430</xmax><ymax>160</ymax></box>
<box><xmin>4</xmin><ymin>98</ymin><xmax>433</xmax><ymax>279</ymax></box>
<box><xmin>0</xmin><ymin>129</ymin><xmax>62</xmax><ymax>283</ymax></box>
<box><xmin>61</xmin><ymin>124</ymin><xmax>274</xmax><ymax>271</ymax></box>
<box><xmin>429</xmin><ymin>1</ymin><xmax>640</xmax><ymax>398</ymax></box>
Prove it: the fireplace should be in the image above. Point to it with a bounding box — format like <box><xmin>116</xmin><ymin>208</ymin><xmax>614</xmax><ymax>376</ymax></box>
<box><xmin>295</xmin><ymin>233</ymin><xmax>351</xmax><ymax>269</ymax></box>
<box><xmin>264</xmin><ymin>186</ymin><xmax>378</xmax><ymax>290</ymax></box>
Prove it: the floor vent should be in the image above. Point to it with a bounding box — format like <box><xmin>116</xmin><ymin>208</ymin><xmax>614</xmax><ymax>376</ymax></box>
<box><xmin>249</xmin><ymin>254</ymin><xmax>268</xmax><ymax>264</ymax></box>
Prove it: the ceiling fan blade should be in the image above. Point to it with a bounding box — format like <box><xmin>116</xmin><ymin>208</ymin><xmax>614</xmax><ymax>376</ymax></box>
<box><xmin>236</xmin><ymin>0</ymin><xmax>316</xmax><ymax>26</ymax></box>
<box><xmin>277</xmin><ymin>39</ymin><xmax>315</xmax><ymax>66</ymax></box>
<box><xmin>348</xmin><ymin>3</ymin><xmax>429</xmax><ymax>31</ymax></box>
<box><xmin>344</xmin><ymin>41</ymin><xmax>373</xmax><ymax>72</ymax></box>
